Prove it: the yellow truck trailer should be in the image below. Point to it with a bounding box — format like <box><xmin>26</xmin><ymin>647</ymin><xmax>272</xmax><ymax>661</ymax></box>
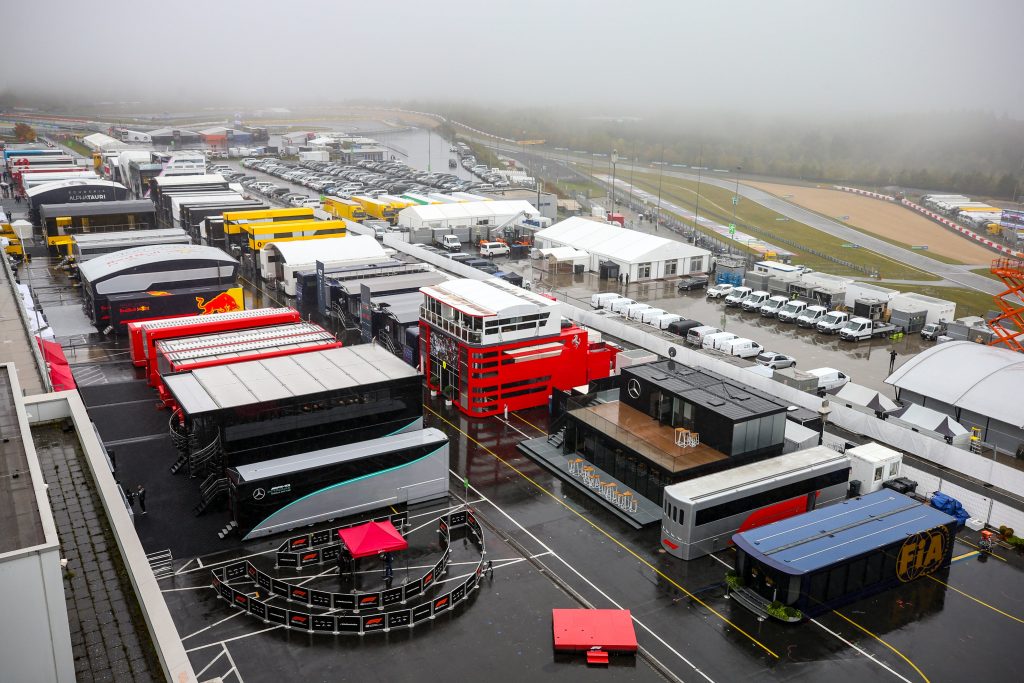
<box><xmin>239</xmin><ymin>219</ymin><xmax>346</xmax><ymax>253</ymax></box>
<box><xmin>352</xmin><ymin>195</ymin><xmax>399</xmax><ymax>224</ymax></box>
<box><xmin>322</xmin><ymin>196</ymin><xmax>368</xmax><ymax>222</ymax></box>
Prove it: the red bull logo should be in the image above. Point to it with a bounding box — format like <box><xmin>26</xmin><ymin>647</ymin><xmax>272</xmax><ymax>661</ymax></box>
<box><xmin>196</xmin><ymin>288</ymin><xmax>243</xmax><ymax>315</ymax></box>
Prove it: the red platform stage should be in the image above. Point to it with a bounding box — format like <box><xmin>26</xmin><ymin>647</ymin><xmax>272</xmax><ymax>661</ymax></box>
<box><xmin>551</xmin><ymin>609</ymin><xmax>638</xmax><ymax>654</ymax></box>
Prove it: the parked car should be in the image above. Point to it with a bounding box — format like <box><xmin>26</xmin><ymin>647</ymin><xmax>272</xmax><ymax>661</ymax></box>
<box><xmin>920</xmin><ymin>321</ymin><xmax>948</xmax><ymax>340</ymax></box>
<box><xmin>677</xmin><ymin>274</ymin><xmax>709</xmax><ymax>291</ymax></box>
<box><xmin>755</xmin><ymin>351</ymin><xmax>797</xmax><ymax>369</ymax></box>
<box><xmin>666</xmin><ymin>318</ymin><xmax>703</xmax><ymax>335</ymax></box>
<box><xmin>726</xmin><ymin>286</ymin><xmax>754</xmax><ymax>307</ymax></box>
<box><xmin>479</xmin><ymin>242</ymin><xmax>510</xmax><ymax>257</ymax></box>
<box><xmin>740</xmin><ymin>290</ymin><xmax>770</xmax><ymax>312</ymax></box>
<box><xmin>706</xmin><ymin>283</ymin><xmax>735</xmax><ymax>299</ymax></box>
<box><xmin>816</xmin><ymin>310</ymin><xmax>850</xmax><ymax>334</ymax></box>
<box><xmin>760</xmin><ymin>295</ymin><xmax>791</xmax><ymax>318</ymax></box>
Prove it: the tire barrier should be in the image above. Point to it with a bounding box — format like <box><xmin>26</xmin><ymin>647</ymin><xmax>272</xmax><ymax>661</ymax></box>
<box><xmin>210</xmin><ymin>508</ymin><xmax>487</xmax><ymax>635</ymax></box>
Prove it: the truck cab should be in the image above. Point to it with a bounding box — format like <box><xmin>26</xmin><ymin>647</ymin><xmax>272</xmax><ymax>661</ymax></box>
<box><xmin>920</xmin><ymin>321</ymin><xmax>948</xmax><ymax>341</ymax></box>
<box><xmin>839</xmin><ymin>316</ymin><xmax>890</xmax><ymax>341</ymax></box>
<box><xmin>438</xmin><ymin>234</ymin><xmax>461</xmax><ymax>252</ymax></box>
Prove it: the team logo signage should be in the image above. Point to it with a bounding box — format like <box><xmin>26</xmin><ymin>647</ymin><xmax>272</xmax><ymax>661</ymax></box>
<box><xmin>896</xmin><ymin>526</ymin><xmax>949</xmax><ymax>582</ymax></box>
<box><xmin>252</xmin><ymin>488</ymin><xmax>265</xmax><ymax>501</ymax></box>
<box><xmin>627</xmin><ymin>378</ymin><xmax>641</xmax><ymax>399</ymax></box>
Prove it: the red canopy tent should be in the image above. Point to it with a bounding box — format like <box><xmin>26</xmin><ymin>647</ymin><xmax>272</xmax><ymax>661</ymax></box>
<box><xmin>337</xmin><ymin>520</ymin><xmax>408</xmax><ymax>559</ymax></box>
<box><xmin>49</xmin><ymin>362</ymin><xmax>76</xmax><ymax>391</ymax></box>
<box><xmin>37</xmin><ymin>338</ymin><xmax>69</xmax><ymax>366</ymax></box>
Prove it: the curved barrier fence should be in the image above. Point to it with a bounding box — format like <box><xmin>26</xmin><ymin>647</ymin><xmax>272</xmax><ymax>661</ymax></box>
<box><xmin>211</xmin><ymin>509</ymin><xmax>486</xmax><ymax>635</ymax></box>
<box><xmin>274</xmin><ymin>512</ymin><xmax>409</xmax><ymax>569</ymax></box>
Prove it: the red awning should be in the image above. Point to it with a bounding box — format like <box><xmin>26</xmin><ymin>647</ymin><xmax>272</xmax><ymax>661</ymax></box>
<box><xmin>337</xmin><ymin>520</ymin><xmax>408</xmax><ymax>559</ymax></box>
<box><xmin>49</xmin><ymin>362</ymin><xmax>76</xmax><ymax>392</ymax></box>
<box><xmin>37</xmin><ymin>337</ymin><xmax>69</xmax><ymax>366</ymax></box>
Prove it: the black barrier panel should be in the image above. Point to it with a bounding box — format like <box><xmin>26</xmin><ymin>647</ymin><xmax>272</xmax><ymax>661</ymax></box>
<box><xmin>404</xmin><ymin>578</ymin><xmax>422</xmax><ymax>600</ymax></box>
<box><xmin>211</xmin><ymin>574</ymin><xmax>222</xmax><ymax>589</ymax></box>
<box><xmin>333</xmin><ymin>593</ymin><xmax>355</xmax><ymax>611</ymax></box>
<box><xmin>356</xmin><ymin>593</ymin><xmax>380</xmax><ymax>610</ymax></box>
<box><xmin>361</xmin><ymin>614</ymin><xmax>386</xmax><ymax>633</ymax></box>
<box><xmin>271</xmin><ymin>579</ymin><xmax>289</xmax><ymax>597</ymax></box>
<box><xmin>298</xmin><ymin>549</ymin><xmax>321</xmax><ymax>567</ymax></box>
<box><xmin>450</xmin><ymin>510</ymin><xmax>467</xmax><ymax>527</ymax></box>
<box><xmin>312</xmin><ymin>615</ymin><xmax>335</xmax><ymax>633</ymax></box>
<box><xmin>276</xmin><ymin>553</ymin><xmax>298</xmax><ymax>568</ymax></box>
<box><xmin>439</xmin><ymin>533</ymin><xmax>449</xmax><ymax>551</ymax></box>
<box><xmin>382</xmin><ymin>586</ymin><xmax>403</xmax><ymax>606</ymax></box>
<box><xmin>246</xmin><ymin>563</ymin><xmax>258</xmax><ymax>580</ymax></box>
<box><xmin>310</xmin><ymin>529</ymin><xmax>332</xmax><ymax>547</ymax></box>
<box><xmin>338</xmin><ymin>616</ymin><xmax>360</xmax><ymax>633</ymax></box>
<box><xmin>467</xmin><ymin>511</ymin><xmax>477</xmax><ymax>528</ymax></box>
<box><xmin>225</xmin><ymin>561</ymin><xmax>248</xmax><ymax>580</ymax></box>
<box><xmin>438</xmin><ymin>519</ymin><xmax>449</xmax><ymax>537</ymax></box>
<box><xmin>249</xmin><ymin>599</ymin><xmax>267</xmax><ymax>621</ymax></box>
<box><xmin>267</xmin><ymin>605</ymin><xmax>287</xmax><ymax>625</ymax></box>
<box><xmin>412</xmin><ymin>602</ymin><xmax>432</xmax><ymax>624</ymax></box>
<box><xmin>233</xmin><ymin>591</ymin><xmax>250</xmax><ymax>610</ymax></box>
<box><xmin>289</xmin><ymin>535</ymin><xmax>310</xmax><ymax>551</ymax></box>
<box><xmin>218</xmin><ymin>582</ymin><xmax>233</xmax><ymax>602</ymax></box>
<box><xmin>309</xmin><ymin>590</ymin><xmax>331</xmax><ymax>609</ymax></box>
<box><xmin>257</xmin><ymin>571</ymin><xmax>272</xmax><ymax>591</ymax></box>
<box><xmin>321</xmin><ymin>545</ymin><xmax>340</xmax><ymax>563</ymax></box>
<box><xmin>288</xmin><ymin>611</ymin><xmax>311</xmax><ymax>631</ymax></box>
<box><xmin>289</xmin><ymin>585</ymin><xmax>310</xmax><ymax>604</ymax></box>
<box><xmin>465</xmin><ymin>572</ymin><xmax>477</xmax><ymax>593</ymax></box>
<box><xmin>391</xmin><ymin>512</ymin><xmax>408</xmax><ymax>527</ymax></box>
<box><xmin>433</xmin><ymin>592</ymin><xmax>451</xmax><ymax>613</ymax></box>
<box><xmin>422</xmin><ymin>568</ymin><xmax>435</xmax><ymax>590</ymax></box>
<box><xmin>452</xmin><ymin>583</ymin><xmax>465</xmax><ymax>605</ymax></box>
<box><xmin>388</xmin><ymin>610</ymin><xmax>412</xmax><ymax>629</ymax></box>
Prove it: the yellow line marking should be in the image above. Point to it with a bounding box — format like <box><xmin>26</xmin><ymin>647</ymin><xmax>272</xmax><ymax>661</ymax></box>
<box><xmin>389</xmin><ymin>506</ymin><xmax>399</xmax><ymax>515</ymax></box>
<box><xmin>832</xmin><ymin>610</ymin><xmax>930</xmax><ymax>683</ymax></box>
<box><xmin>510</xmin><ymin>411</ymin><xmax>547</xmax><ymax>436</ymax></box>
<box><xmin>424</xmin><ymin>405</ymin><xmax>780</xmax><ymax>659</ymax></box>
<box><xmin>952</xmin><ymin>551</ymin><xmax>979</xmax><ymax>562</ymax></box>
<box><xmin>924</xmin><ymin>574</ymin><xmax>1024</xmax><ymax>625</ymax></box>
<box><xmin>956</xmin><ymin>537</ymin><xmax>1007</xmax><ymax>562</ymax></box>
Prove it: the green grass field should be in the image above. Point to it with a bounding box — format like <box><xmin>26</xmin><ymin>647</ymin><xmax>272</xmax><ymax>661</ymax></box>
<box><xmin>629</xmin><ymin>172</ymin><xmax>940</xmax><ymax>281</ymax></box>
<box><xmin>970</xmin><ymin>267</ymin><xmax>1003</xmax><ymax>282</ymax></box>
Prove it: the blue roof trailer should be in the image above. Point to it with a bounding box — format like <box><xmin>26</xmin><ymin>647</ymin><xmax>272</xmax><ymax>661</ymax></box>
<box><xmin>729</xmin><ymin>490</ymin><xmax>957</xmax><ymax>621</ymax></box>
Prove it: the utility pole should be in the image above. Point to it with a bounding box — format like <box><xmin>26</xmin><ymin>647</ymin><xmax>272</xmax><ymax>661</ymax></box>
<box><xmin>729</xmin><ymin>165</ymin><xmax>742</xmax><ymax>256</ymax></box>
<box><xmin>655</xmin><ymin>146</ymin><xmax>665</xmax><ymax>232</ymax></box>
<box><xmin>693</xmin><ymin>145</ymin><xmax>703</xmax><ymax>245</ymax></box>
<box><xmin>611</xmin><ymin>149</ymin><xmax>619</xmax><ymax>214</ymax></box>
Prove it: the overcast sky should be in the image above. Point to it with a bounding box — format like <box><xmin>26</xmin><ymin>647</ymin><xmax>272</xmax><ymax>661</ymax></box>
<box><xmin>4</xmin><ymin>0</ymin><xmax>1023</xmax><ymax>117</ymax></box>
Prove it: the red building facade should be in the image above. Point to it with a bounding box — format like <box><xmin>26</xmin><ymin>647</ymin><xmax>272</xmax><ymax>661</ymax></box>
<box><xmin>419</xmin><ymin>279</ymin><xmax>618</xmax><ymax>417</ymax></box>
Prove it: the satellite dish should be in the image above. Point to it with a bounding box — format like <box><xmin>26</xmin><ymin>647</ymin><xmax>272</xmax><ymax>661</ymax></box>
<box><xmin>668</xmin><ymin>346</ymin><xmax>677</xmax><ymax>358</ymax></box>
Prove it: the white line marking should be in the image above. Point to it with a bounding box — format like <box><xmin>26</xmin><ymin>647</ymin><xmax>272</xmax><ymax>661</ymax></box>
<box><xmin>182</xmin><ymin>610</ymin><xmax>244</xmax><ymax>641</ymax></box>
<box><xmin>462</xmin><ymin>479</ymin><xmax>715</xmax><ymax>682</ymax></box>
<box><xmin>194</xmin><ymin>647</ymin><xmax>225</xmax><ymax>678</ymax></box>
<box><xmin>223</xmin><ymin>643</ymin><xmax>244</xmax><ymax>683</ymax></box>
<box><xmin>493</xmin><ymin>415</ymin><xmax>532</xmax><ymax>440</ymax></box>
<box><xmin>185</xmin><ymin>625</ymin><xmax>284</xmax><ymax>653</ymax></box>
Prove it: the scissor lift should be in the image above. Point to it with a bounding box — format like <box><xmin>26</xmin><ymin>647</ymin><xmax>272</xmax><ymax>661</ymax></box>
<box><xmin>988</xmin><ymin>258</ymin><xmax>1024</xmax><ymax>352</ymax></box>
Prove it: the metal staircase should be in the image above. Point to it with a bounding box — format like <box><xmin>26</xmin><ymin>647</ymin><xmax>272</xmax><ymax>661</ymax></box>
<box><xmin>194</xmin><ymin>475</ymin><xmax>229</xmax><ymax>516</ymax></box>
<box><xmin>146</xmin><ymin>549</ymin><xmax>174</xmax><ymax>579</ymax></box>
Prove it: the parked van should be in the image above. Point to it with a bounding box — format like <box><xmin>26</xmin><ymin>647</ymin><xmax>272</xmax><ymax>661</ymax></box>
<box><xmin>816</xmin><ymin>310</ymin><xmax>850</xmax><ymax>334</ymax></box>
<box><xmin>725</xmin><ymin>286</ymin><xmax>753</xmax><ymax>307</ymax></box>
<box><xmin>653</xmin><ymin>314</ymin><xmax>683</xmax><ymax>329</ymax></box>
<box><xmin>479</xmin><ymin>241</ymin><xmax>510</xmax><ymax>257</ymax></box>
<box><xmin>686</xmin><ymin>325</ymin><xmax>721</xmax><ymax>347</ymax></box>
<box><xmin>666</xmin><ymin>318</ymin><xmax>703</xmax><ymax>335</ymax></box>
<box><xmin>720</xmin><ymin>337</ymin><xmax>764</xmax><ymax>359</ymax></box>
<box><xmin>807</xmin><ymin>367</ymin><xmax>851</xmax><ymax>394</ymax></box>
<box><xmin>741</xmin><ymin>290</ymin><xmax>770</xmax><ymax>312</ymax></box>
<box><xmin>639</xmin><ymin>308</ymin><xmax>668</xmax><ymax>324</ymax></box>
<box><xmin>776</xmin><ymin>300</ymin><xmax>808</xmax><ymax>323</ymax></box>
<box><xmin>591</xmin><ymin>292</ymin><xmax>622</xmax><ymax>309</ymax></box>
<box><xmin>624</xmin><ymin>303</ymin><xmax>652</xmax><ymax>320</ymax></box>
<box><xmin>796</xmin><ymin>305</ymin><xmax>829</xmax><ymax>328</ymax></box>
<box><xmin>760</xmin><ymin>294</ymin><xmax>790</xmax><ymax>318</ymax></box>
<box><xmin>702</xmin><ymin>331</ymin><xmax>739</xmax><ymax>351</ymax></box>
<box><xmin>609</xmin><ymin>298</ymin><xmax>638</xmax><ymax>314</ymax></box>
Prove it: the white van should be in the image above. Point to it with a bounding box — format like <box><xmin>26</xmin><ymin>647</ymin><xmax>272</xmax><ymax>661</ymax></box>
<box><xmin>702</xmin><ymin>331</ymin><xmax>739</xmax><ymax>351</ymax></box>
<box><xmin>760</xmin><ymin>294</ymin><xmax>790</xmax><ymax>318</ymax></box>
<box><xmin>796</xmin><ymin>305</ymin><xmax>829</xmax><ymax>328</ymax></box>
<box><xmin>624</xmin><ymin>303</ymin><xmax>652</xmax><ymax>320</ymax></box>
<box><xmin>591</xmin><ymin>292</ymin><xmax>622</xmax><ymax>309</ymax></box>
<box><xmin>720</xmin><ymin>337</ymin><xmax>764</xmax><ymax>358</ymax></box>
<box><xmin>741</xmin><ymin>290</ymin><xmax>770</xmax><ymax>312</ymax></box>
<box><xmin>639</xmin><ymin>308</ymin><xmax>667</xmax><ymax>324</ymax></box>
<box><xmin>609</xmin><ymin>298</ymin><xmax>638</xmax><ymax>314</ymax></box>
<box><xmin>807</xmin><ymin>367</ymin><xmax>851</xmax><ymax>393</ymax></box>
<box><xmin>816</xmin><ymin>310</ymin><xmax>850</xmax><ymax>334</ymax></box>
<box><xmin>652</xmin><ymin>313</ymin><xmax>683</xmax><ymax>329</ymax></box>
<box><xmin>479</xmin><ymin>241</ymin><xmax>510</xmax><ymax>257</ymax></box>
<box><xmin>686</xmin><ymin>325</ymin><xmax>721</xmax><ymax>347</ymax></box>
<box><xmin>776</xmin><ymin>300</ymin><xmax>808</xmax><ymax>323</ymax></box>
<box><xmin>725</xmin><ymin>286</ymin><xmax>753</xmax><ymax>307</ymax></box>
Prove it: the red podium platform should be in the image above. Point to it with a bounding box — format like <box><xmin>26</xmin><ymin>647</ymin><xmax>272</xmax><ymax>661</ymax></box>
<box><xmin>552</xmin><ymin>609</ymin><xmax>638</xmax><ymax>655</ymax></box>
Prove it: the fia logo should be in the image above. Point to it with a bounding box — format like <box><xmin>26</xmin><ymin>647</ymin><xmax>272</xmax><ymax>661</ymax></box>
<box><xmin>896</xmin><ymin>526</ymin><xmax>949</xmax><ymax>582</ymax></box>
<box><xmin>252</xmin><ymin>488</ymin><xmax>266</xmax><ymax>501</ymax></box>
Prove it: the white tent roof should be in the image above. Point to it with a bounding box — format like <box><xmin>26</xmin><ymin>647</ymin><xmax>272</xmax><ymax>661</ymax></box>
<box><xmin>398</xmin><ymin>200</ymin><xmax>538</xmax><ymax>224</ymax></box>
<box><xmin>889</xmin><ymin>403</ymin><xmax>969</xmax><ymax>437</ymax></box>
<box><xmin>886</xmin><ymin>340</ymin><xmax>1024</xmax><ymax>428</ymax></box>
<box><xmin>78</xmin><ymin>244</ymin><xmax>236</xmax><ymax>283</ymax></box>
<box><xmin>82</xmin><ymin>133</ymin><xmax>124</xmax><ymax>152</ymax></box>
<box><xmin>264</xmin><ymin>235</ymin><xmax>385</xmax><ymax>267</ymax></box>
<box><xmin>536</xmin><ymin>216</ymin><xmax>711</xmax><ymax>264</ymax></box>
<box><xmin>538</xmin><ymin>246</ymin><xmax>589</xmax><ymax>261</ymax></box>
<box><xmin>829</xmin><ymin>382</ymin><xmax>899</xmax><ymax>412</ymax></box>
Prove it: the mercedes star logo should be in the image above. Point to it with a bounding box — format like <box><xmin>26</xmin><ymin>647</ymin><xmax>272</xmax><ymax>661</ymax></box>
<box><xmin>252</xmin><ymin>488</ymin><xmax>266</xmax><ymax>501</ymax></box>
<box><xmin>627</xmin><ymin>378</ymin><xmax>641</xmax><ymax>399</ymax></box>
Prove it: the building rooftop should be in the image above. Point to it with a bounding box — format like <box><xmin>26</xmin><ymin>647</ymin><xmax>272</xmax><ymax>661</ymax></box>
<box><xmin>733</xmin><ymin>490</ymin><xmax>956</xmax><ymax>575</ymax></box>
<box><xmin>421</xmin><ymin>277</ymin><xmax>558</xmax><ymax>319</ymax></box>
<box><xmin>536</xmin><ymin>216</ymin><xmax>711</xmax><ymax>264</ymax></box>
<box><xmin>164</xmin><ymin>345</ymin><xmax>418</xmax><ymax>415</ymax></box>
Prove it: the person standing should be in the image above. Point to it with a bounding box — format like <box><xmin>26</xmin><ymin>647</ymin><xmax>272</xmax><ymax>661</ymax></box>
<box><xmin>381</xmin><ymin>552</ymin><xmax>393</xmax><ymax>579</ymax></box>
<box><xmin>888</xmin><ymin>348</ymin><xmax>897</xmax><ymax>374</ymax></box>
<box><xmin>136</xmin><ymin>484</ymin><xmax>147</xmax><ymax>514</ymax></box>
<box><xmin>337</xmin><ymin>543</ymin><xmax>352</xmax><ymax>582</ymax></box>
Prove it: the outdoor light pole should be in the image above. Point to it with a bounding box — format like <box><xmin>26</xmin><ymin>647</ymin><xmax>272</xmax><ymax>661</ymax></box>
<box><xmin>611</xmin><ymin>149</ymin><xmax>619</xmax><ymax>214</ymax></box>
<box><xmin>729</xmin><ymin>165</ymin><xmax>742</xmax><ymax>256</ymax></box>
